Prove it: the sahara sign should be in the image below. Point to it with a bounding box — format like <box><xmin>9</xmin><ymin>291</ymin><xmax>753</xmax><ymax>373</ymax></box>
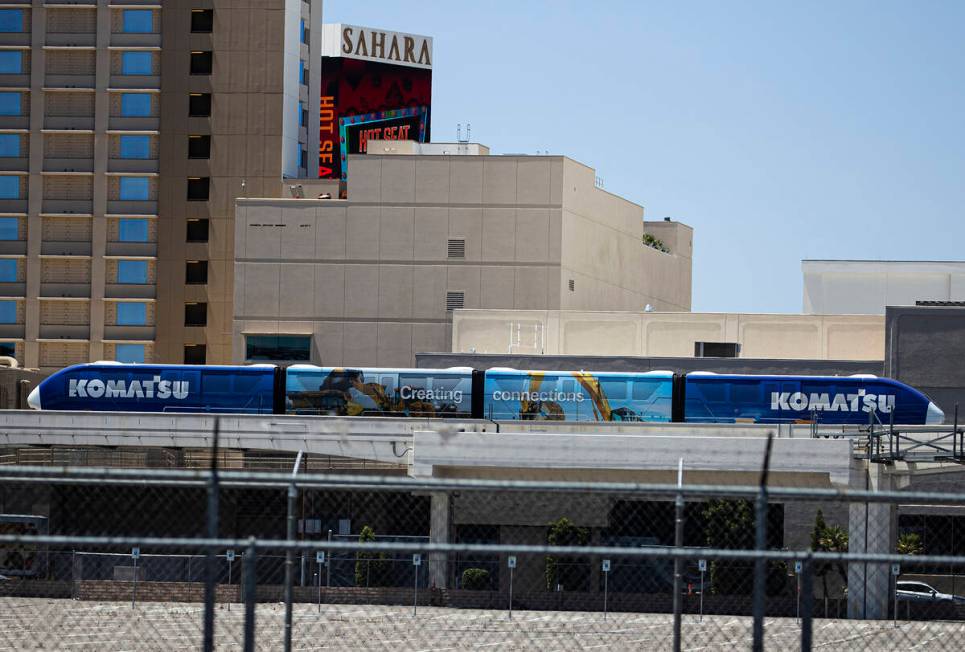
<box><xmin>321</xmin><ymin>24</ymin><xmax>433</xmax><ymax>70</ymax></box>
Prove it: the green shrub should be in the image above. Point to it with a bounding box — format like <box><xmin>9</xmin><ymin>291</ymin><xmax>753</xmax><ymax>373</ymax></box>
<box><xmin>354</xmin><ymin>525</ymin><xmax>391</xmax><ymax>587</ymax></box>
<box><xmin>461</xmin><ymin>567</ymin><xmax>491</xmax><ymax>591</ymax></box>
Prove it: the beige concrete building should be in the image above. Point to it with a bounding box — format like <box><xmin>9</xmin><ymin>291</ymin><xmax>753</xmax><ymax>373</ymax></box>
<box><xmin>450</xmin><ymin>309</ymin><xmax>885</xmax><ymax>361</ymax></box>
<box><xmin>0</xmin><ymin>0</ymin><xmax>322</xmax><ymax>371</ymax></box>
<box><xmin>233</xmin><ymin>145</ymin><xmax>693</xmax><ymax>366</ymax></box>
<box><xmin>803</xmin><ymin>260</ymin><xmax>965</xmax><ymax>315</ymax></box>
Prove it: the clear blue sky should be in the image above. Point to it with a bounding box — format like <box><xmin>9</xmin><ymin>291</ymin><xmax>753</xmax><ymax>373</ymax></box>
<box><xmin>325</xmin><ymin>0</ymin><xmax>965</xmax><ymax>313</ymax></box>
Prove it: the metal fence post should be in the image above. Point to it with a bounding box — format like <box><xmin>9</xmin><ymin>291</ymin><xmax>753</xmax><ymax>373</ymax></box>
<box><xmin>203</xmin><ymin>418</ymin><xmax>221</xmax><ymax>652</ymax></box>
<box><xmin>672</xmin><ymin>458</ymin><xmax>684</xmax><ymax>652</ymax></box>
<box><xmin>801</xmin><ymin>555</ymin><xmax>813</xmax><ymax>652</ymax></box>
<box><xmin>243</xmin><ymin>537</ymin><xmax>257</xmax><ymax>652</ymax></box>
<box><xmin>752</xmin><ymin>433</ymin><xmax>774</xmax><ymax>652</ymax></box>
<box><xmin>284</xmin><ymin>451</ymin><xmax>303</xmax><ymax>652</ymax></box>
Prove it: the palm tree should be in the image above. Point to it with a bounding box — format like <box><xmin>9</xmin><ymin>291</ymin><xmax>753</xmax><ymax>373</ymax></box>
<box><xmin>811</xmin><ymin>510</ymin><xmax>849</xmax><ymax>605</ymax></box>
<box><xmin>897</xmin><ymin>532</ymin><xmax>923</xmax><ymax>556</ymax></box>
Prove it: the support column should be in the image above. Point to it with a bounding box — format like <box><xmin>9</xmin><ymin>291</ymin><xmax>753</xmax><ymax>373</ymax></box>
<box><xmin>428</xmin><ymin>491</ymin><xmax>450</xmax><ymax>589</ymax></box>
<box><xmin>847</xmin><ymin>460</ymin><xmax>897</xmax><ymax>619</ymax></box>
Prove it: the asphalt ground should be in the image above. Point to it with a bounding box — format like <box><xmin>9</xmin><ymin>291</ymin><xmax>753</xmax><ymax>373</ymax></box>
<box><xmin>0</xmin><ymin>599</ymin><xmax>962</xmax><ymax>650</ymax></box>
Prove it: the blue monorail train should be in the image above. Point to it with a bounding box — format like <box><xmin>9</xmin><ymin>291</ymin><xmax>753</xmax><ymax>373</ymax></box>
<box><xmin>27</xmin><ymin>362</ymin><xmax>945</xmax><ymax>425</ymax></box>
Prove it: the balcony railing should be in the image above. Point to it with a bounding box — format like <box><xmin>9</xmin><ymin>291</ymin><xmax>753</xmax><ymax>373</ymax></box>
<box><xmin>41</xmin><ymin>240</ymin><xmax>92</xmax><ymax>257</ymax></box>
<box><xmin>105</xmin><ymin>241</ymin><xmax>156</xmax><ymax>257</ymax></box>
<box><xmin>104</xmin><ymin>283</ymin><xmax>155</xmax><ymax>299</ymax></box>
<box><xmin>42</xmin><ymin>199</ymin><xmax>93</xmax><ymax>215</ymax></box>
<box><xmin>46</xmin><ymin>33</ymin><xmax>97</xmax><ymax>48</ymax></box>
<box><xmin>103</xmin><ymin>325</ymin><xmax>155</xmax><ymax>340</ymax></box>
<box><xmin>107</xmin><ymin>158</ymin><xmax>158</xmax><ymax>174</ymax></box>
<box><xmin>43</xmin><ymin>158</ymin><xmax>94</xmax><ymax>173</ymax></box>
<box><xmin>40</xmin><ymin>282</ymin><xmax>90</xmax><ymax>298</ymax></box>
<box><xmin>106</xmin><ymin>200</ymin><xmax>156</xmax><ymax>215</ymax></box>
<box><xmin>39</xmin><ymin>324</ymin><xmax>90</xmax><ymax>340</ymax></box>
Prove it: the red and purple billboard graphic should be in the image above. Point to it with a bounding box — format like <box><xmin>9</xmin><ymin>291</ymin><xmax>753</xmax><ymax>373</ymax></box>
<box><xmin>319</xmin><ymin>56</ymin><xmax>432</xmax><ymax>181</ymax></box>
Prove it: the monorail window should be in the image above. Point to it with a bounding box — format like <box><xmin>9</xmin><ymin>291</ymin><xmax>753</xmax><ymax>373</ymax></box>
<box><xmin>599</xmin><ymin>379</ymin><xmax>627</xmax><ymax>400</ymax></box>
<box><xmin>399</xmin><ymin>375</ymin><xmax>427</xmax><ymax>390</ymax></box>
<box><xmin>696</xmin><ymin>383</ymin><xmax>727</xmax><ymax>402</ymax></box>
<box><xmin>730</xmin><ymin>382</ymin><xmax>760</xmax><ymax>403</ymax></box>
<box><xmin>632</xmin><ymin>380</ymin><xmax>661</xmax><ymax>401</ymax></box>
<box><xmin>433</xmin><ymin>377</ymin><xmax>461</xmax><ymax>393</ymax></box>
<box><xmin>561</xmin><ymin>379</ymin><xmax>576</xmax><ymax>393</ymax></box>
<box><xmin>380</xmin><ymin>376</ymin><xmax>396</xmax><ymax>393</ymax></box>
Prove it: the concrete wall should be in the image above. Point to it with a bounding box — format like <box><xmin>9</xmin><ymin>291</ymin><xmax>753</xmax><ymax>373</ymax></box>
<box><xmin>232</xmin><ymin>153</ymin><xmax>693</xmax><ymax>366</ymax></box>
<box><xmin>450</xmin><ymin>310</ymin><xmax>884</xmax><ymax>361</ymax></box>
<box><xmin>885</xmin><ymin>305</ymin><xmax>965</xmax><ymax>420</ymax></box>
<box><xmin>803</xmin><ymin>260</ymin><xmax>965</xmax><ymax>315</ymax></box>
<box><xmin>417</xmin><ymin>352</ymin><xmax>882</xmax><ymax>376</ymax></box>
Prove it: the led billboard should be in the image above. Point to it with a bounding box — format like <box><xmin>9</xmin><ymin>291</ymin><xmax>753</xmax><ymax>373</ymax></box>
<box><xmin>319</xmin><ymin>25</ymin><xmax>432</xmax><ymax>182</ymax></box>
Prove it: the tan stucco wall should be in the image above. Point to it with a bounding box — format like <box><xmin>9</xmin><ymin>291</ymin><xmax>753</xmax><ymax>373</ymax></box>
<box><xmin>233</xmin><ymin>153</ymin><xmax>694</xmax><ymax>366</ymax></box>
<box><xmin>451</xmin><ymin>309</ymin><xmax>885</xmax><ymax>360</ymax></box>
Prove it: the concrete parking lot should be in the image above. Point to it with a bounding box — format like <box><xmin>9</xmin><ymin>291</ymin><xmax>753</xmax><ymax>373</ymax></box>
<box><xmin>0</xmin><ymin>599</ymin><xmax>961</xmax><ymax>650</ymax></box>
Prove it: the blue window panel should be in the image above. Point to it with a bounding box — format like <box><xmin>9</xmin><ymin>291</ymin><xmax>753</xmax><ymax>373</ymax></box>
<box><xmin>120</xmin><ymin>93</ymin><xmax>152</xmax><ymax>117</ymax></box>
<box><xmin>119</xmin><ymin>135</ymin><xmax>150</xmax><ymax>159</ymax></box>
<box><xmin>0</xmin><ymin>92</ymin><xmax>21</xmax><ymax>116</ymax></box>
<box><xmin>118</xmin><ymin>218</ymin><xmax>149</xmax><ymax>242</ymax></box>
<box><xmin>299</xmin><ymin>61</ymin><xmax>306</xmax><ymax>85</ymax></box>
<box><xmin>0</xmin><ymin>176</ymin><xmax>19</xmax><ymax>199</ymax></box>
<box><xmin>0</xmin><ymin>51</ymin><xmax>22</xmax><ymax>74</ymax></box>
<box><xmin>119</xmin><ymin>176</ymin><xmax>150</xmax><ymax>200</ymax></box>
<box><xmin>298</xmin><ymin>102</ymin><xmax>304</xmax><ymax>127</ymax></box>
<box><xmin>121</xmin><ymin>52</ymin><xmax>153</xmax><ymax>76</ymax></box>
<box><xmin>117</xmin><ymin>260</ymin><xmax>148</xmax><ymax>284</ymax></box>
<box><xmin>0</xmin><ymin>259</ymin><xmax>16</xmax><ymax>282</ymax></box>
<box><xmin>115</xmin><ymin>343</ymin><xmax>145</xmax><ymax>363</ymax></box>
<box><xmin>0</xmin><ymin>134</ymin><xmax>18</xmax><ymax>158</ymax></box>
<box><xmin>0</xmin><ymin>217</ymin><xmax>17</xmax><ymax>240</ymax></box>
<box><xmin>0</xmin><ymin>10</ymin><xmax>23</xmax><ymax>33</ymax></box>
<box><xmin>116</xmin><ymin>302</ymin><xmax>147</xmax><ymax>325</ymax></box>
<box><xmin>122</xmin><ymin>10</ymin><xmax>153</xmax><ymax>33</ymax></box>
<box><xmin>0</xmin><ymin>300</ymin><xmax>15</xmax><ymax>323</ymax></box>
<box><xmin>300</xmin><ymin>19</ymin><xmax>307</xmax><ymax>44</ymax></box>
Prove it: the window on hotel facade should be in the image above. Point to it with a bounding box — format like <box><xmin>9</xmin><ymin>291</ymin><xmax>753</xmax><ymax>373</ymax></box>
<box><xmin>121</xmin><ymin>52</ymin><xmax>153</xmax><ymax>76</ymax></box>
<box><xmin>118</xmin><ymin>218</ymin><xmax>149</xmax><ymax>242</ymax></box>
<box><xmin>0</xmin><ymin>10</ymin><xmax>23</xmax><ymax>33</ymax></box>
<box><xmin>184</xmin><ymin>302</ymin><xmax>207</xmax><ymax>326</ymax></box>
<box><xmin>186</xmin><ymin>177</ymin><xmax>209</xmax><ymax>201</ymax></box>
<box><xmin>0</xmin><ymin>51</ymin><xmax>22</xmax><ymax>74</ymax></box>
<box><xmin>119</xmin><ymin>135</ymin><xmax>151</xmax><ymax>159</ymax></box>
<box><xmin>121</xmin><ymin>93</ymin><xmax>152</xmax><ymax>117</ymax></box>
<box><xmin>245</xmin><ymin>335</ymin><xmax>311</xmax><ymax>362</ymax></box>
<box><xmin>188</xmin><ymin>93</ymin><xmax>211</xmax><ymax>117</ymax></box>
<box><xmin>119</xmin><ymin>177</ymin><xmax>150</xmax><ymax>200</ymax></box>
<box><xmin>117</xmin><ymin>260</ymin><xmax>148</xmax><ymax>284</ymax></box>
<box><xmin>0</xmin><ymin>259</ymin><xmax>16</xmax><ymax>282</ymax></box>
<box><xmin>0</xmin><ymin>176</ymin><xmax>19</xmax><ymax>199</ymax></box>
<box><xmin>191</xmin><ymin>9</ymin><xmax>213</xmax><ymax>33</ymax></box>
<box><xmin>0</xmin><ymin>341</ymin><xmax>14</xmax><ymax>358</ymax></box>
<box><xmin>0</xmin><ymin>218</ymin><xmax>17</xmax><ymax>240</ymax></box>
<box><xmin>190</xmin><ymin>51</ymin><xmax>213</xmax><ymax>75</ymax></box>
<box><xmin>184</xmin><ymin>344</ymin><xmax>206</xmax><ymax>364</ymax></box>
<box><xmin>122</xmin><ymin>9</ymin><xmax>153</xmax><ymax>33</ymax></box>
<box><xmin>185</xmin><ymin>260</ymin><xmax>208</xmax><ymax>284</ymax></box>
<box><xmin>0</xmin><ymin>300</ymin><xmax>16</xmax><ymax>323</ymax></box>
<box><xmin>115</xmin><ymin>343</ymin><xmax>145</xmax><ymax>364</ymax></box>
<box><xmin>186</xmin><ymin>219</ymin><xmax>209</xmax><ymax>242</ymax></box>
<box><xmin>0</xmin><ymin>92</ymin><xmax>21</xmax><ymax>116</ymax></box>
<box><xmin>188</xmin><ymin>135</ymin><xmax>210</xmax><ymax>159</ymax></box>
<box><xmin>0</xmin><ymin>134</ymin><xmax>19</xmax><ymax>158</ymax></box>
<box><xmin>116</xmin><ymin>302</ymin><xmax>147</xmax><ymax>326</ymax></box>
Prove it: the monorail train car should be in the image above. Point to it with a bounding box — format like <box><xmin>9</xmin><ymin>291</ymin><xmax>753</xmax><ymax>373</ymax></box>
<box><xmin>27</xmin><ymin>363</ymin><xmax>946</xmax><ymax>425</ymax></box>
<box><xmin>683</xmin><ymin>372</ymin><xmax>945</xmax><ymax>425</ymax></box>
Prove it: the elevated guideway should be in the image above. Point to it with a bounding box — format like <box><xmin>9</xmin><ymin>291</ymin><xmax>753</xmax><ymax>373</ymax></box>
<box><xmin>0</xmin><ymin>410</ymin><xmax>860</xmax><ymax>486</ymax></box>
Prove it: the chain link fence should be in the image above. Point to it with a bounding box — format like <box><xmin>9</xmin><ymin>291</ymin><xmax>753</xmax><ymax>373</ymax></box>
<box><xmin>2</xmin><ymin>459</ymin><xmax>965</xmax><ymax>650</ymax></box>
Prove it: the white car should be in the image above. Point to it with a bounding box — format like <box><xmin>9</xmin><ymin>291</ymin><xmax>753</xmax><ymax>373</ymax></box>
<box><xmin>896</xmin><ymin>581</ymin><xmax>963</xmax><ymax>603</ymax></box>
